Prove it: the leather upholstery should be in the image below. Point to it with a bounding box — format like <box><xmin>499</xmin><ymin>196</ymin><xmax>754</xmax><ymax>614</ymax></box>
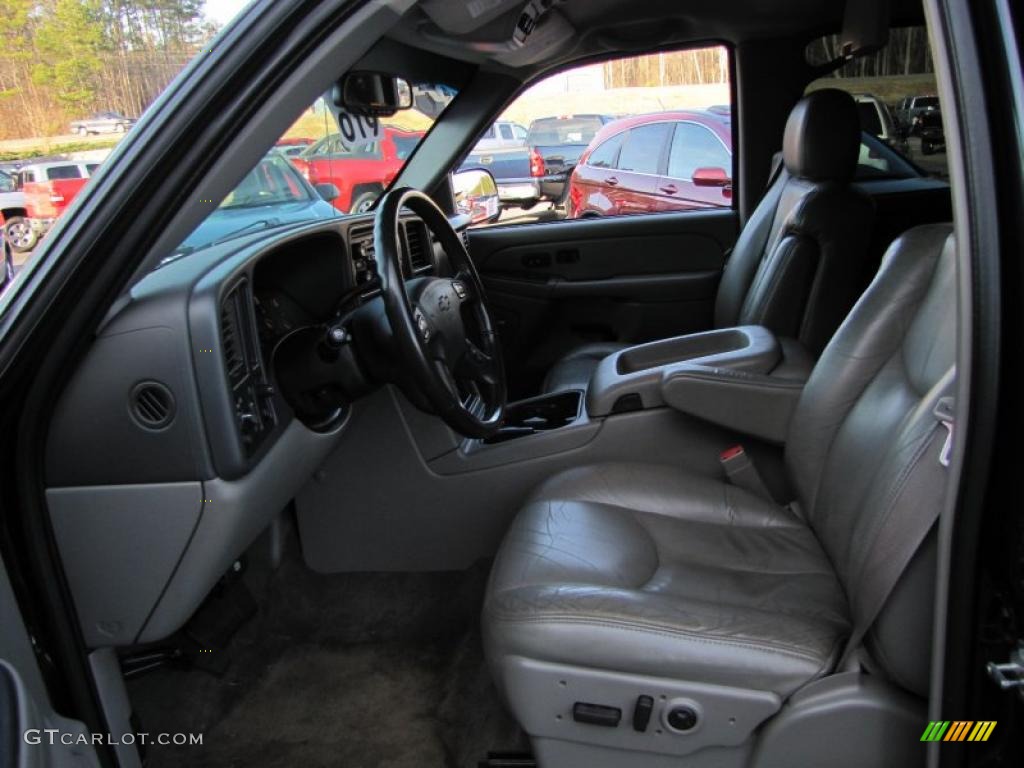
<box><xmin>485</xmin><ymin>224</ymin><xmax>955</xmax><ymax>702</ymax></box>
<box><xmin>781</xmin><ymin>88</ymin><xmax>861</xmax><ymax>181</ymax></box>
<box><xmin>484</xmin><ymin>463</ymin><xmax>850</xmax><ymax>698</ymax></box>
<box><xmin>543</xmin><ymin>89</ymin><xmax>874</xmax><ymax>393</ymax></box>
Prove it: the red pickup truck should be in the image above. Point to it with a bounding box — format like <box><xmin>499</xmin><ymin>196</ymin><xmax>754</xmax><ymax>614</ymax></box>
<box><xmin>289</xmin><ymin>126</ymin><xmax>424</xmax><ymax>213</ymax></box>
<box><xmin>14</xmin><ymin>161</ymin><xmax>97</xmax><ymax>248</ymax></box>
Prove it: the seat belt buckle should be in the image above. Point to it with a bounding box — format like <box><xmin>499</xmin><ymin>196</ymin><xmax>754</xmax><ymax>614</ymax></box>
<box><xmin>933</xmin><ymin>396</ymin><xmax>955</xmax><ymax>468</ymax></box>
<box><xmin>719</xmin><ymin>445</ymin><xmax>771</xmax><ymax>498</ymax></box>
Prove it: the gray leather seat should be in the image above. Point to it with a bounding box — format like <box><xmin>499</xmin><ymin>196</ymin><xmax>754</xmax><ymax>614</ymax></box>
<box><xmin>486</xmin><ymin>224</ymin><xmax>955</xmax><ymax>736</ymax></box>
<box><xmin>542</xmin><ymin>88</ymin><xmax>875</xmax><ymax>393</ymax></box>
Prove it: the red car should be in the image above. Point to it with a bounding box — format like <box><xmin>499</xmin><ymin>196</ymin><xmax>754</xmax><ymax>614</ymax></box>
<box><xmin>568</xmin><ymin>109</ymin><xmax>733</xmax><ymax>218</ymax></box>
<box><xmin>289</xmin><ymin>126</ymin><xmax>424</xmax><ymax>213</ymax></box>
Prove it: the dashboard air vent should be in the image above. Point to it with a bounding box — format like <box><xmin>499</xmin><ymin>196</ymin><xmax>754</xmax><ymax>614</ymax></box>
<box><xmin>404</xmin><ymin>222</ymin><xmax>431</xmax><ymax>273</ymax></box>
<box><xmin>130</xmin><ymin>381</ymin><xmax>175</xmax><ymax>430</ymax></box>
<box><xmin>220</xmin><ymin>280</ymin><xmax>276</xmax><ymax>457</ymax></box>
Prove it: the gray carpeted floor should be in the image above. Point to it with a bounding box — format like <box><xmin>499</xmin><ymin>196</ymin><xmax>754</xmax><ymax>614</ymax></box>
<box><xmin>127</xmin><ymin>531</ymin><xmax>525</xmax><ymax>767</ymax></box>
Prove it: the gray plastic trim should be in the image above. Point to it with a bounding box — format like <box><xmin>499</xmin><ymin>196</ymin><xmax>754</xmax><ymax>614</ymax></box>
<box><xmin>0</xmin><ymin>552</ymin><xmax>49</xmax><ymax>709</ymax></box>
<box><xmin>88</xmin><ymin>649</ymin><xmax>141</xmax><ymax>768</ymax></box>
<box><xmin>750</xmin><ymin>672</ymin><xmax>925</xmax><ymax>768</ymax></box>
<box><xmin>138</xmin><ymin>418</ymin><xmax>345</xmax><ymax>643</ymax></box>
<box><xmin>500</xmin><ymin>656</ymin><xmax>779</xmax><ymax>758</ymax></box>
<box><xmin>0</xmin><ymin>659</ymin><xmax>100</xmax><ymax>768</ymax></box>
<box><xmin>587</xmin><ymin>325</ymin><xmax>782</xmax><ymax>416</ymax></box>
<box><xmin>47</xmin><ymin>483</ymin><xmax>203</xmax><ymax>647</ymax></box>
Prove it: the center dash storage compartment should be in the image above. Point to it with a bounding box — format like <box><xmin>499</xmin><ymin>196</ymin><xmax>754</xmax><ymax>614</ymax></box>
<box><xmin>484</xmin><ymin>390</ymin><xmax>582</xmax><ymax>444</ymax></box>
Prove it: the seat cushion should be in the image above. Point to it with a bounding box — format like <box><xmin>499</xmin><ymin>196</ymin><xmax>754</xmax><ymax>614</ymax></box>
<box><xmin>541</xmin><ymin>341</ymin><xmax>627</xmax><ymax>393</ymax></box>
<box><xmin>483</xmin><ymin>463</ymin><xmax>851</xmax><ymax>698</ymax></box>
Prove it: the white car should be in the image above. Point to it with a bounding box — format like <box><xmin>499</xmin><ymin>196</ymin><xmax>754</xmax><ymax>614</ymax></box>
<box><xmin>472</xmin><ymin>119</ymin><xmax>527</xmax><ymax>152</ymax></box>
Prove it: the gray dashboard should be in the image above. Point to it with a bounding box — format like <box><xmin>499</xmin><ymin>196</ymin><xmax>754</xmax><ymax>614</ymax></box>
<box><xmin>43</xmin><ymin>212</ymin><xmax>442</xmax><ymax>647</ymax></box>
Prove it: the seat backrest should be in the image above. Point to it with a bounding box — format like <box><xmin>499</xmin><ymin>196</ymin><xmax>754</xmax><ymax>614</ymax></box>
<box><xmin>714</xmin><ymin>89</ymin><xmax>875</xmax><ymax>355</ymax></box>
<box><xmin>786</xmin><ymin>223</ymin><xmax>956</xmax><ymax>695</ymax></box>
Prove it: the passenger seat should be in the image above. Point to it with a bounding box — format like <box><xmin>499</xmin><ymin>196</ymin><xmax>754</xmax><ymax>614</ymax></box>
<box><xmin>543</xmin><ymin>88</ymin><xmax>875</xmax><ymax>393</ymax></box>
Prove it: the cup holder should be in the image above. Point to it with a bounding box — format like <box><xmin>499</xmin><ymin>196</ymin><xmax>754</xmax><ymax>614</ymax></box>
<box><xmin>483</xmin><ymin>390</ymin><xmax>583</xmax><ymax>444</ymax></box>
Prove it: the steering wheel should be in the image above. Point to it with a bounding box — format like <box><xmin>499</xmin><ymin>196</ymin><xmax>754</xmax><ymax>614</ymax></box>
<box><xmin>373</xmin><ymin>187</ymin><xmax>506</xmax><ymax>438</ymax></box>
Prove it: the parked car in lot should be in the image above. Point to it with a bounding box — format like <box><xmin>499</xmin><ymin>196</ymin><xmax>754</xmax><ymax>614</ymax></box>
<box><xmin>12</xmin><ymin>161</ymin><xmax>98</xmax><ymax>249</ymax></box>
<box><xmin>568</xmin><ymin>110</ymin><xmax>733</xmax><ymax>217</ymax></box>
<box><xmin>69</xmin><ymin>111</ymin><xmax>136</xmax><ymax>135</ymax></box>
<box><xmin>895</xmin><ymin>94</ymin><xmax>940</xmax><ymax>132</ymax></box>
<box><xmin>854</xmin><ymin>93</ymin><xmax>909</xmax><ymax>154</ymax></box>
<box><xmin>459</xmin><ymin>113</ymin><xmax>614</xmax><ymax>208</ymax></box>
<box><xmin>289</xmin><ymin>126</ymin><xmax>423</xmax><ymax>213</ymax></box>
<box><xmin>472</xmin><ymin>120</ymin><xmax>528</xmax><ymax>151</ymax></box>
<box><xmin>0</xmin><ymin>168</ymin><xmax>29</xmax><ymax>254</ymax></box>
<box><xmin>171</xmin><ymin>152</ymin><xmax>339</xmax><ymax>257</ymax></box>
<box><xmin>274</xmin><ymin>136</ymin><xmax>315</xmax><ymax>156</ymax></box>
<box><xmin>570</xmin><ymin>108</ymin><xmax>941</xmax><ymax>219</ymax></box>
<box><xmin>916</xmin><ymin>109</ymin><xmax>946</xmax><ymax>154</ymax></box>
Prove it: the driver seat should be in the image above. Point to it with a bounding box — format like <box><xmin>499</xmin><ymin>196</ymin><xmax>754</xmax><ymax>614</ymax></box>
<box><xmin>483</xmin><ymin>224</ymin><xmax>955</xmax><ymax>766</ymax></box>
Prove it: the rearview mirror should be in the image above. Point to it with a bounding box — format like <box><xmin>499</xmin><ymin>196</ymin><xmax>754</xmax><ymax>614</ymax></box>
<box><xmin>335</xmin><ymin>71</ymin><xmax>413</xmax><ymax>117</ymax></box>
<box><xmin>452</xmin><ymin>168</ymin><xmax>500</xmax><ymax>225</ymax></box>
<box><xmin>692</xmin><ymin>167</ymin><xmax>732</xmax><ymax>188</ymax></box>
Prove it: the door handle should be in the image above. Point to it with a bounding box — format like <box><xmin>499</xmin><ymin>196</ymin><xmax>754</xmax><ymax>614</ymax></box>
<box><xmin>660</xmin><ymin>184</ymin><xmax>678</xmax><ymax>194</ymax></box>
<box><xmin>606</xmin><ymin>176</ymin><xmax>619</xmax><ymax>186</ymax></box>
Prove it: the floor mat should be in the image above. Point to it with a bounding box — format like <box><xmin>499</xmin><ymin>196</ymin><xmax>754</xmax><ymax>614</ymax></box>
<box><xmin>128</xmin><ymin>540</ymin><xmax>525</xmax><ymax>767</ymax></box>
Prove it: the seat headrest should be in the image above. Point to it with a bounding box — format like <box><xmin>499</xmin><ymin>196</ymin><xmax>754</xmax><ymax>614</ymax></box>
<box><xmin>782</xmin><ymin>89</ymin><xmax>861</xmax><ymax>182</ymax></box>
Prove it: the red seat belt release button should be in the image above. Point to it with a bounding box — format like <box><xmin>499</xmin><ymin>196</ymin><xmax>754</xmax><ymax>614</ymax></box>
<box><xmin>719</xmin><ymin>445</ymin><xmax>771</xmax><ymax>499</ymax></box>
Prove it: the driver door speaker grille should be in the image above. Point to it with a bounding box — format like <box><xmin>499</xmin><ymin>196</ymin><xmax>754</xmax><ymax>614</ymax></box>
<box><xmin>130</xmin><ymin>381</ymin><xmax>175</xmax><ymax>430</ymax></box>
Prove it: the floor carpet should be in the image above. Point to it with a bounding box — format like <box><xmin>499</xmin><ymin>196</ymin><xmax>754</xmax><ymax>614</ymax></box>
<box><xmin>127</xmin><ymin>532</ymin><xmax>525</xmax><ymax>767</ymax></box>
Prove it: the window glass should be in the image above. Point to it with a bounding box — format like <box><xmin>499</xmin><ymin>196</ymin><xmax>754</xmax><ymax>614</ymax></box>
<box><xmin>462</xmin><ymin>45</ymin><xmax>733</xmax><ymax>227</ymax></box>
<box><xmin>667</xmin><ymin>123</ymin><xmax>731</xmax><ymax>179</ymax></box>
<box><xmin>499</xmin><ymin>124</ymin><xmax>514</xmax><ymax>139</ymax></box>
<box><xmin>806</xmin><ymin>26</ymin><xmax>947</xmax><ymax>179</ymax></box>
<box><xmin>164</xmin><ymin>82</ymin><xmax>457</xmax><ymax>262</ymax></box>
<box><xmin>46</xmin><ymin>166</ymin><xmax>83</xmax><ymax>180</ymax></box>
<box><xmin>587</xmin><ymin>133</ymin><xmax>625</xmax><ymax>169</ymax></box>
<box><xmin>617</xmin><ymin>123</ymin><xmax>672</xmax><ymax>174</ymax></box>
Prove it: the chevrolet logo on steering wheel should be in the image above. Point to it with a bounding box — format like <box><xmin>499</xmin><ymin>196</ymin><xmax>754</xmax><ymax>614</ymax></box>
<box><xmin>438</xmin><ymin>294</ymin><xmax>451</xmax><ymax>312</ymax></box>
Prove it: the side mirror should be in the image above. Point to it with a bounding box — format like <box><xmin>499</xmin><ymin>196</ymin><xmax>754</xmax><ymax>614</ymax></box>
<box><xmin>335</xmin><ymin>71</ymin><xmax>413</xmax><ymax>117</ymax></box>
<box><xmin>692</xmin><ymin>167</ymin><xmax>732</xmax><ymax>188</ymax></box>
<box><xmin>315</xmin><ymin>183</ymin><xmax>339</xmax><ymax>203</ymax></box>
<box><xmin>452</xmin><ymin>168</ymin><xmax>500</xmax><ymax>225</ymax></box>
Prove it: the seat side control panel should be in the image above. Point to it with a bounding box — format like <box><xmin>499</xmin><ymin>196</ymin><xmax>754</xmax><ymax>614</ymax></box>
<box><xmin>632</xmin><ymin>695</ymin><xmax>654</xmax><ymax>732</ymax></box>
<box><xmin>573</xmin><ymin>702</ymin><xmax>621</xmax><ymax>727</ymax></box>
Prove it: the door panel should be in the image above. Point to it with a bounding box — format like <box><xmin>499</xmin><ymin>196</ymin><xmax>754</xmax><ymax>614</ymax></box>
<box><xmin>467</xmin><ymin>210</ymin><xmax>738</xmax><ymax>396</ymax></box>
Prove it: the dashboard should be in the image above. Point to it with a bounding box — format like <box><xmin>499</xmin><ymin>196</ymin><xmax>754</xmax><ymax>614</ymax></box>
<box><xmin>45</xmin><ymin>212</ymin><xmax>444</xmax><ymax>488</ymax></box>
<box><xmin>42</xmin><ymin>210</ymin><xmax>452</xmax><ymax>647</ymax></box>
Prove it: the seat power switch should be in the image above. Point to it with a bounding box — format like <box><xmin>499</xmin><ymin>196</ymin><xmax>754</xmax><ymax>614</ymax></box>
<box><xmin>572</xmin><ymin>702</ymin><xmax>622</xmax><ymax>727</ymax></box>
<box><xmin>632</xmin><ymin>695</ymin><xmax>654</xmax><ymax>732</ymax></box>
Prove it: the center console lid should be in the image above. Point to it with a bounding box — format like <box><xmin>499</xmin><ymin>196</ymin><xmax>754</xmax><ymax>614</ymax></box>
<box><xmin>588</xmin><ymin>325</ymin><xmax>813</xmax><ymax>443</ymax></box>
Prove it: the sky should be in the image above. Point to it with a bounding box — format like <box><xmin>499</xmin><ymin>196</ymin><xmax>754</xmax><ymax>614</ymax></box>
<box><xmin>204</xmin><ymin>0</ymin><xmax>251</xmax><ymax>28</ymax></box>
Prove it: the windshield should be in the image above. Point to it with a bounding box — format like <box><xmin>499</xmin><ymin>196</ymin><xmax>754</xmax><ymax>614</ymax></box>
<box><xmin>527</xmin><ymin>116</ymin><xmax>606</xmax><ymax>146</ymax></box>
<box><xmin>170</xmin><ymin>82</ymin><xmax>456</xmax><ymax>259</ymax></box>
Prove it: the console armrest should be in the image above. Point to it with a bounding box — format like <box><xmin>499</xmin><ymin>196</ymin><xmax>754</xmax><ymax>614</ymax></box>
<box><xmin>661</xmin><ymin>366</ymin><xmax>805</xmax><ymax>443</ymax></box>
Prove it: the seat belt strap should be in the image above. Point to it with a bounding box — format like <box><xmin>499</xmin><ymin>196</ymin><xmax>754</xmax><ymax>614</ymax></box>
<box><xmin>836</xmin><ymin>393</ymin><xmax>956</xmax><ymax>670</ymax></box>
